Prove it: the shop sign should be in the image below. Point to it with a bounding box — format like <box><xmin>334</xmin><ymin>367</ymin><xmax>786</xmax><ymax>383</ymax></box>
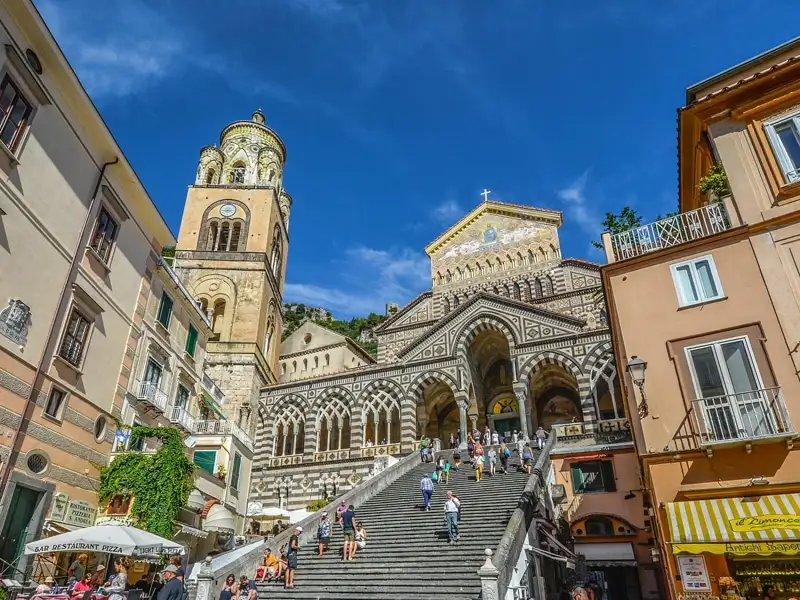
<box><xmin>64</xmin><ymin>500</ymin><xmax>97</xmax><ymax>527</ymax></box>
<box><xmin>50</xmin><ymin>492</ymin><xmax>69</xmax><ymax>522</ymax></box>
<box><xmin>729</xmin><ymin>514</ymin><xmax>800</xmax><ymax>532</ymax></box>
<box><xmin>95</xmin><ymin>515</ymin><xmax>135</xmax><ymax>527</ymax></box>
<box><xmin>674</xmin><ymin>541</ymin><xmax>800</xmax><ymax>556</ymax></box>
<box><xmin>677</xmin><ymin>555</ymin><xmax>711</xmax><ymax>592</ymax></box>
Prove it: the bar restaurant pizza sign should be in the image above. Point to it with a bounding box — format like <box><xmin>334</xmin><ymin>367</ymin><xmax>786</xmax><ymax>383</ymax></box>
<box><xmin>729</xmin><ymin>514</ymin><xmax>800</xmax><ymax>532</ymax></box>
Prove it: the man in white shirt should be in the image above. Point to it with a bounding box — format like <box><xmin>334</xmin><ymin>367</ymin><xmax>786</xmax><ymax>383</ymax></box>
<box><xmin>444</xmin><ymin>491</ymin><xmax>461</xmax><ymax>543</ymax></box>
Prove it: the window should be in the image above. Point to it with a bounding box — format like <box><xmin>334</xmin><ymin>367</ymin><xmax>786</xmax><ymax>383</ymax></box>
<box><xmin>231</xmin><ymin>452</ymin><xmax>242</xmax><ymax>490</ymax></box>
<box><xmin>106</xmin><ymin>495</ymin><xmax>132</xmax><ymax>515</ymax></box>
<box><xmin>671</xmin><ymin>255</ymin><xmax>723</xmax><ymax>306</ymax></box>
<box><xmin>230</xmin><ymin>164</ymin><xmax>246</xmax><ymax>184</ymax></box>
<box><xmin>585</xmin><ymin>516</ymin><xmax>614</xmax><ymax>536</ymax></box>
<box><xmin>281</xmin><ymin>362</ymin><xmax>286</xmax><ymax>375</ymax></box>
<box><xmin>143</xmin><ymin>358</ymin><xmax>162</xmax><ymax>386</ymax></box>
<box><xmin>218</xmin><ymin>222</ymin><xmax>230</xmax><ymax>251</ymax></box>
<box><xmin>186</xmin><ymin>325</ymin><xmax>198</xmax><ymax>357</ymax></box>
<box><xmin>686</xmin><ymin>337</ymin><xmax>772</xmax><ymax>441</ymax></box>
<box><xmin>157</xmin><ymin>293</ymin><xmax>174</xmax><ymax>329</ymax></box>
<box><xmin>176</xmin><ymin>384</ymin><xmax>190</xmax><ymax>409</ymax></box>
<box><xmin>89</xmin><ymin>208</ymin><xmax>119</xmax><ymax>263</ymax></box>
<box><xmin>94</xmin><ymin>416</ymin><xmax>108</xmax><ymax>442</ymax></box>
<box><xmin>0</xmin><ymin>76</ymin><xmax>32</xmax><ymax>151</ymax></box>
<box><xmin>229</xmin><ymin>223</ymin><xmax>241</xmax><ymax>251</ymax></box>
<box><xmin>193</xmin><ymin>449</ymin><xmax>217</xmax><ymax>474</ymax></box>
<box><xmin>765</xmin><ymin>112</ymin><xmax>800</xmax><ymax>183</ymax></box>
<box><xmin>325</xmin><ymin>354</ymin><xmax>330</xmax><ymax>366</ymax></box>
<box><xmin>211</xmin><ymin>300</ymin><xmax>225</xmax><ymax>340</ymax></box>
<box><xmin>129</xmin><ymin>420</ymin><xmax>146</xmax><ymax>452</ymax></box>
<box><xmin>58</xmin><ymin>308</ymin><xmax>90</xmax><ymax>367</ymax></box>
<box><xmin>571</xmin><ymin>460</ymin><xmax>616</xmax><ymax>494</ymax></box>
<box><xmin>44</xmin><ymin>387</ymin><xmax>66</xmax><ymax>419</ymax></box>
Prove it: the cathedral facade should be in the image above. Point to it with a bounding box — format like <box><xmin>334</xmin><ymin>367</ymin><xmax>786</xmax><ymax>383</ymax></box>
<box><xmin>254</xmin><ymin>202</ymin><xmax>619</xmax><ymax>510</ymax></box>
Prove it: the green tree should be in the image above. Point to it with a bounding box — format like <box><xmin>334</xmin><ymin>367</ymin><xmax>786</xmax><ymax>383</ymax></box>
<box><xmin>98</xmin><ymin>426</ymin><xmax>195</xmax><ymax>538</ymax></box>
<box><xmin>591</xmin><ymin>206</ymin><xmax>643</xmax><ymax>249</ymax></box>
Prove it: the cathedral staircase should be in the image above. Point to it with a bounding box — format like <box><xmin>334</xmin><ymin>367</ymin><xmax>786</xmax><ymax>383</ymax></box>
<box><xmin>257</xmin><ymin>450</ymin><xmax>537</xmax><ymax>600</ymax></box>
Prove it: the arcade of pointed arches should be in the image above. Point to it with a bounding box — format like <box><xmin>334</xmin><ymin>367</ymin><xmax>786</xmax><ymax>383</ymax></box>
<box><xmin>262</xmin><ymin>322</ymin><xmax>619</xmax><ymax>459</ymax></box>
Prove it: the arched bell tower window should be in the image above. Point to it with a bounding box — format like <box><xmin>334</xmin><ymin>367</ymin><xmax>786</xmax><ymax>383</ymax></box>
<box><xmin>229</xmin><ymin>222</ymin><xmax>242</xmax><ymax>251</ymax></box>
<box><xmin>218</xmin><ymin>222</ymin><xmax>230</xmax><ymax>251</ymax></box>
<box><xmin>207</xmin><ymin>223</ymin><xmax>218</xmax><ymax>251</ymax></box>
<box><xmin>230</xmin><ymin>162</ymin><xmax>247</xmax><ymax>184</ymax></box>
<box><xmin>270</xmin><ymin>225</ymin><xmax>283</xmax><ymax>279</ymax></box>
<box><xmin>211</xmin><ymin>300</ymin><xmax>226</xmax><ymax>341</ymax></box>
<box><xmin>206</xmin><ymin>168</ymin><xmax>216</xmax><ymax>185</ymax></box>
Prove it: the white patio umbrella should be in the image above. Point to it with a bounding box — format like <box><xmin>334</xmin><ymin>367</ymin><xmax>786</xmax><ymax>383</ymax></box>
<box><xmin>260</xmin><ymin>506</ymin><xmax>290</xmax><ymax>519</ymax></box>
<box><xmin>24</xmin><ymin>523</ymin><xmax>185</xmax><ymax>557</ymax></box>
<box><xmin>288</xmin><ymin>509</ymin><xmax>312</xmax><ymax>524</ymax></box>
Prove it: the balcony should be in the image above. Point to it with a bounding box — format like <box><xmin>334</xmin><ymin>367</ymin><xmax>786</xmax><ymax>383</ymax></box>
<box><xmin>604</xmin><ymin>203</ymin><xmax>731</xmax><ymax>263</ymax></box>
<box><xmin>167</xmin><ymin>404</ymin><xmax>195</xmax><ymax>432</ymax></box>
<box><xmin>692</xmin><ymin>387</ymin><xmax>794</xmax><ymax>450</ymax></box>
<box><xmin>194</xmin><ymin>419</ymin><xmax>254</xmax><ymax>453</ymax></box>
<box><xmin>551</xmin><ymin>418</ymin><xmax>633</xmax><ymax>454</ymax></box>
<box><xmin>136</xmin><ymin>381</ymin><xmax>169</xmax><ymax>412</ymax></box>
<box><xmin>201</xmin><ymin>373</ymin><xmax>226</xmax><ymax>405</ymax></box>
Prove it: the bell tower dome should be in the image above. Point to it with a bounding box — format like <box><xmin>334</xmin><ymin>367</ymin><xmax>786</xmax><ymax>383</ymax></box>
<box><xmin>174</xmin><ymin>110</ymin><xmax>291</xmax><ymax>432</ymax></box>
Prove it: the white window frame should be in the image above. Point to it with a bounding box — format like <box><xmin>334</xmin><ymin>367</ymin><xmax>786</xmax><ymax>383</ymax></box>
<box><xmin>43</xmin><ymin>386</ymin><xmax>68</xmax><ymax>421</ymax></box>
<box><xmin>670</xmin><ymin>254</ymin><xmax>724</xmax><ymax>307</ymax></box>
<box><xmin>765</xmin><ymin>110</ymin><xmax>800</xmax><ymax>184</ymax></box>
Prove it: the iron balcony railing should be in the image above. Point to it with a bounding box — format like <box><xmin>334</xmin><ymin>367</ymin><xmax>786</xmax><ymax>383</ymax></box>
<box><xmin>167</xmin><ymin>404</ymin><xmax>195</xmax><ymax>432</ymax></box>
<box><xmin>137</xmin><ymin>381</ymin><xmax>169</xmax><ymax>412</ymax></box>
<box><xmin>194</xmin><ymin>419</ymin><xmax>254</xmax><ymax>452</ymax></box>
<box><xmin>691</xmin><ymin>387</ymin><xmax>793</xmax><ymax>447</ymax></box>
<box><xmin>609</xmin><ymin>203</ymin><xmax>731</xmax><ymax>262</ymax></box>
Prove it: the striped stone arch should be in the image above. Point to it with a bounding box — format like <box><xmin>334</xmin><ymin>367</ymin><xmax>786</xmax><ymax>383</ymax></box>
<box><xmin>518</xmin><ymin>350</ymin><xmax>584</xmax><ymax>388</ymax></box>
<box><xmin>453</xmin><ymin>313</ymin><xmax>519</xmax><ymax>360</ymax></box>
<box><xmin>581</xmin><ymin>340</ymin><xmax>613</xmax><ymax>371</ymax></box>
<box><xmin>262</xmin><ymin>393</ymin><xmax>309</xmax><ymax>458</ymax></box>
<box><xmin>356</xmin><ymin>378</ymin><xmax>406</xmax><ymax>408</ymax></box>
<box><xmin>308</xmin><ymin>386</ymin><xmax>356</xmax><ymax>452</ymax></box>
<box><xmin>406</xmin><ymin>370</ymin><xmax>461</xmax><ymax>405</ymax></box>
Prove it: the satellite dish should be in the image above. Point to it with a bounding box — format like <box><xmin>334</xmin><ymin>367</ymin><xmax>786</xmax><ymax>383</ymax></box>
<box><xmin>184</xmin><ymin>436</ymin><xmax>197</xmax><ymax>449</ymax></box>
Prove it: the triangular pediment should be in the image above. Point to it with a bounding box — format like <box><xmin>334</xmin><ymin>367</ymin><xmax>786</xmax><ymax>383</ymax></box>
<box><xmin>280</xmin><ymin>322</ymin><xmax>348</xmax><ymax>356</ymax></box>
<box><xmin>375</xmin><ymin>292</ymin><xmax>433</xmax><ymax>332</ymax></box>
<box><xmin>398</xmin><ymin>293</ymin><xmax>586</xmax><ymax>363</ymax></box>
<box><xmin>425</xmin><ymin>200</ymin><xmax>562</xmax><ymax>259</ymax></box>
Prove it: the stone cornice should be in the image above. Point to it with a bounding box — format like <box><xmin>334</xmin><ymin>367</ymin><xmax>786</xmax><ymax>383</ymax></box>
<box><xmin>376</xmin><ymin>318</ymin><xmax>438</xmax><ymax>336</ymax></box>
<box><xmin>374</xmin><ymin>291</ymin><xmax>432</xmax><ymax>332</ymax></box>
<box><xmin>279</xmin><ymin>340</ymin><xmax>347</xmax><ymax>359</ymax></box>
<box><xmin>560</xmin><ymin>257</ymin><xmax>602</xmax><ymax>271</ymax></box>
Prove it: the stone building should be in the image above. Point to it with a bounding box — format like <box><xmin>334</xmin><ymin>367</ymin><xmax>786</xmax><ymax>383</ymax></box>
<box><xmin>253</xmin><ymin>200</ymin><xmax>619</xmax><ymax>509</ymax></box>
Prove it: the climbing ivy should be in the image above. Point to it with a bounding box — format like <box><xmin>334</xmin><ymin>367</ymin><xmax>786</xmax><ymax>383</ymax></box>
<box><xmin>99</xmin><ymin>426</ymin><xmax>195</xmax><ymax>539</ymax></box>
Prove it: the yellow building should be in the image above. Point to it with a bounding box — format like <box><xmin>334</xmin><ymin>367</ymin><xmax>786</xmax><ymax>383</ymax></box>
<box><xmin>602</xmin><ymin>37</ymin><xmax>800</xmax><ymax>600</ymax></box>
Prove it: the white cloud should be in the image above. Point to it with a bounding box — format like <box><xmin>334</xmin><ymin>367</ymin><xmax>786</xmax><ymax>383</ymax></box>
<box><xmin>285</xmin><ymin>246</ymin><xmax>430</xmax><ymax>317</ymax></box>
<box><xmin>557</xmin><ymin>171</ymin><xmax>599</xmax><ymax>237</ymax></box>
<box><xmin>431</xmin><ymin>199</ymin><xmax>463</xmax><ymax>226</ymax></box>
<box><xmin>37</xmin><ymin>0</ymin><xmax>183</xmax><ymax>98</ymax></box>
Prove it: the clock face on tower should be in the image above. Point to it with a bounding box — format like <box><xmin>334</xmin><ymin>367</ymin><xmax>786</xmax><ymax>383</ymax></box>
<box><xmin>220</xmin><ymin>204</ymin><xmax>236</xmax><ymax>217</ymax></box>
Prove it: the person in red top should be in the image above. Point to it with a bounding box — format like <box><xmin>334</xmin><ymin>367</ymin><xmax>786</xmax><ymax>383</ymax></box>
<box><xmin>71</xmin><ymin>574</ymin><xmax>93</xmax><ymax>599</ymax></box>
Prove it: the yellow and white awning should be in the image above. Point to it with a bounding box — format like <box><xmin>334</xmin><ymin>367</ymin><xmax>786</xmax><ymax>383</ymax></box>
<box><xmin>666</xmin><ymin>494</ymin><xmax>800</xmax><ymax>555</ymax></box>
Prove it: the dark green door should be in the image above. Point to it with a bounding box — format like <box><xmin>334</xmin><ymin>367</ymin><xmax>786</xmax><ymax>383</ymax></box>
<box><xmin>0</xmin><ymin>485</ymin><xmax>41</xmax><ymax>577</ymax></box>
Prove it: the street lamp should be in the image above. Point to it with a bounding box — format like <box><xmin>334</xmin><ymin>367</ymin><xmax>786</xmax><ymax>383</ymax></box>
<box><xmin>626</xmin><ymin>355</ymin><xmax>648</xmax><ymax>417</ymax></box>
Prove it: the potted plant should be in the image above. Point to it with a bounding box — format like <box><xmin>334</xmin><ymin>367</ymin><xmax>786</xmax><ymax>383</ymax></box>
<box><xmin>215</xmin><ymin>464</ymin><xmax>227</xmax><ymax>481</ymax></box>
<box><xmin>698</xmin><ymin>164</ymin><xmax>731</xmax><ymax>201</ymax></box>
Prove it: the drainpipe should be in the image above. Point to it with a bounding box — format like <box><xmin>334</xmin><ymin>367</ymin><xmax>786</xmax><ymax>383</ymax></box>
<box><xmin>0</xmin><ymin>157</ymin><xmax>119</xmax><ymax>501</ymax></box>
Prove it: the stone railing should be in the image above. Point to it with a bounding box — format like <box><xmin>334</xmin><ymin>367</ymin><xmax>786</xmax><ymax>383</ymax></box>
<box><xmin>550</xmin><ymin>419</ymin><xmax>633</xmax><ymax>454</ymax></box>
<box><xmin>478</xmin><ymin>431</ymin><xmax>556</xmax><ymax>600</ymax></box>
<box><xmin>188</xmin><ymin>447</ymin><xmax>437</xmax><ymax>600</ymax></box>
<box><xmin>193</xmin><ymin>419</ymin><xmax>255</xmax><ymax>453</ymax></box>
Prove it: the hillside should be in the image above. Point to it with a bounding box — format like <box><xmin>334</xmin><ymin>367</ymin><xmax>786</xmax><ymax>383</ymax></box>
<box><xmin>282</xmin><ymin>303</ymin><xmax>387</xmax><ymax>358</ymax></box>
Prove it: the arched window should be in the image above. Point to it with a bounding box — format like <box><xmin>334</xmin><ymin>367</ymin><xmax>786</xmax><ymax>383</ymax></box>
<box><xmin>435</xmin><ymin>272</ymin><xmax>442</xmax><ymax>286</ymax></box>
<box><xmin>542</xmin><ymin>275</ymin><xmax>554</xmax><ymax>295</ymax></box>
<box><xmin>362</xmin><ymin>389</ymin><xmax>401</xmax><ymax>445</ymax></box>
<box><xmin>206</xmin><ymin>168</ymin><xmax>216</xmax><ymax>185</ymax></box>
<box><xmin>534</xmin><ymin>278</ymin><xmax>543</xmax><ymax>298</ymax></box>
<box><xmin>273</xmin><ymin>405</ymin><xmax>305</xmax><ymax>456</ymax></box>
<box><xmin>512</xmin><ymin>282</ymin><xmax>522</xmax><ymax>300</ymax></box>
<box><xmin>211</xmin><ymin>300</ymin><xmax>225</xmax><ymax>340</ymax></box>
<box><xmin>465</xmin><ymin>265</ymin><xmax>472</xmax><ymax>279</ymax></box>
<box><xmin>486</xmin><ymin>259</ymin><xmax>493</xmax><ymax>273</ymax></box>
<box><xmin>445</xmin><ymin>271</ymin><xmax>452</xmax><ymax>283</ymax></box>
<box><xmin>270</xmin><ymin>226</ymin><xmax>283</xmax><ymax>279</ymax></box>
<box><xmin>199</xmin><ymin>298</ymin><xmax>208</xmax><ymax>315</ymax></box>
<box><xmin>207</xmin><ymin>222</ymin><xmax>218</xmax><ymax>250</ymax></box>
<box><xmin>539</xmin><ymin>247</ymin><xmax>547</xmax><ymax>262</ymax></box>
<box><xmin>264</xmin><ymin>321</ymin><xmax>274</xmax><ymax>354</ymax></box>
<box><xmin>229</xmin><ymin>222</ymin><xmax>242</xmax><ymax>251</ymax></box>
<box><xmin>443</xmin><ymin>297</ymin><xmax>450</xmax><ymax>314</ymax></box>
<box><xmin>454</xmin><ymin>295</ymin><xmax>460</xmax><ymax>308</ymax></box>
<box><xmin>281</xmin><ymin>363</ymin><xmax>286</xmax><ymax>376</ymax></box>
<box><xmin>324</xmin><ymin>354</ymin><xmax>330</xmax><ymax>366</ymax></box>
<box><xmin>230</xmin><ymin>162</ymin><xmax>247</xmax><ymax>184</ymax></box>
<box><xmin>591</xmin><ymin>354</ymin><xmax>624</xmax><ymax>420</ymax></box>
<box><xmin>314</xmin><ymin>356</ymin><xmax>319</xmax><ymax>369</ymax></box>
<box><xmin>455</xmin><ymin>268</ymin><xmax>462</xmax><ymax>281</ymax></box>
<box><xmin>217</xmin><ymin>222</ymin><xmax>230</xmax><ymax>251</ymax></box>
<box><xmin>292</xmin><ymin>361</ymin><xmax>297</xmax><ymax>373</ymax></box>
<box><xmin>496</xmin><ymin>257</ymin><xmax>503</xmax><ymax>271</ymax></box>
<box><xmin>528</xmin><ymin>249</ymin><xmax>537</xmax><ymax>264</ymax></box>
<box><xmin>517</xmin><ymin>252</ymin><xmax>524</xmax><ymax>267</ymax></box>
<box><xmin>303</xmin><ymin>358</ymin><xmax>308</xmax><ymax>371</ymax></box>
<box><xmin>317</xmin><ymin>396</ymin><xmax>352</xmax><ymax>451</ymax></box>
<box><xmin>585</xmin><ymin>516</ymin><xmax>614</xmax><ymax>537</ymax></box>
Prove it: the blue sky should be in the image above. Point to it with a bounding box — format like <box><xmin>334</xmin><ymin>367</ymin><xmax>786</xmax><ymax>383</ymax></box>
<box><xmin>36</xmin><ymin>0</ymin><xmax>799</xmax><ymax>318</ymax></box>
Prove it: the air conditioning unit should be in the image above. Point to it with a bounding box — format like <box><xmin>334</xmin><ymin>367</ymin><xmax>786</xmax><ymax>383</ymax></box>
<box><xmin>550</xmin><ymin>484</ymin><xmax>567</xmax><ymax>504</ymax></box>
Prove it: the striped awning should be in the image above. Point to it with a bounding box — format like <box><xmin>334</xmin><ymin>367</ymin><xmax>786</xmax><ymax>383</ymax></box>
<box><xmin>666</xmin><ymin>494</ymin><xmax>800</xmax><ymax>555</ymax></box>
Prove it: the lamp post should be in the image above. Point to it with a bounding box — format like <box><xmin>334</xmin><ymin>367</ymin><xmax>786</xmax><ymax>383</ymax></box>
<box><xmin>626</xmin><ymin>355</ymin><xmax>648</xmax><ymax>417</ymax></box>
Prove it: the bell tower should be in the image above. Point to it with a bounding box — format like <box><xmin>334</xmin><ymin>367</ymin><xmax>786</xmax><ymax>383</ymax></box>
<box><xmin>174</xmin><ymin>110</ymin><xmax>291</xmax><ymax>431</ymax></box>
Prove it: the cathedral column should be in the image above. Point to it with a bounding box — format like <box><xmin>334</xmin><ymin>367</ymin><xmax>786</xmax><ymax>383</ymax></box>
<box><xmin>337</xmin><ymin>424</ymin><xmax>343</xmax><ymax>450</ymax></box>
<box><xmin>326</xmin><ymin>425</ymin><xmax>333</xmax><ymax>451</ymax></box>
<box><xmin>513</xmin><ymin>382</ymin><xmax>530</xmax><ymax>438</ymax></box>
<box><xmin>373</xmin><ymin>412</ymin><xmax>379</xmax><ymax>446</ymax></box>
<box><xmin>292</xmin><ymin>431</ymin><xmax>299</xmax><ymax>455</ymax></box>
<box><xmin>456</xmin><ymin>392</ymin><xmax>469</xmax><ymax>451</ymax></box>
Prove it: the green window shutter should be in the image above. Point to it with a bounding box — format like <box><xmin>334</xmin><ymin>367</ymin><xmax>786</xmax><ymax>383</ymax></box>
<box><xmin>231</xmin><ymin>453</ymin><xmax>242</xmax><ymax>490</ymax></box>
<box><xmin>157</xmin><ymin>294</ymin><xmax>173</xmax><ymax>328</ymax></box>
<box><xmin>600</xmin><ymin>460</ymin><xmax>616</xmax><ymax>492</ymax></box>
<box><xmin>571</xmin><ymin>464</ymin><xmax>584</xmax><ymax>494</ymax></box>
<box><xmin>186</xmin><ymin>325</ymin><xmax>198</xmax><ymax>356</ymax></box>
<box><xmin>193</xmin><ymin>450</ymin><xmax>216</xmax><ymax>474</ymax></box>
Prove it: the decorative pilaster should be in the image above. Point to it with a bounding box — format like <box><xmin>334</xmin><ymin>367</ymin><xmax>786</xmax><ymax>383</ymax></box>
<box><xmin>456</xmin><ymin>392</ymin><xmax>469</xmax><ymax>451</ymax></box>
<box><xmin>512</xmin><ymin>382</ymin><xmax>530</xmax><ymax>438</ymax></box>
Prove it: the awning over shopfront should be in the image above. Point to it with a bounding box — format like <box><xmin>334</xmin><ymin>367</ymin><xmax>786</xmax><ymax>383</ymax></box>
<box><xmin>574</xmin><ymin>542</ymin><xmax>636</xmax><ymax>566</ymax></box>
<box><xmin>665</xmin><ymin>494</ymin><xmax>800</xmax><ymax>556</ymax></box>
<box><xmin>203</xmin><ymin>504</ymin><xmax>235</xmax><ymax>533</ymax></box>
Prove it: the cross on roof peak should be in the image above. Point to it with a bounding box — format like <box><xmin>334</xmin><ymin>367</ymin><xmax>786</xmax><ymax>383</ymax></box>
<box><xmin>481</xmin><ymin>189</ymin><xmax>492</xmax><ymax>202</ymax></box>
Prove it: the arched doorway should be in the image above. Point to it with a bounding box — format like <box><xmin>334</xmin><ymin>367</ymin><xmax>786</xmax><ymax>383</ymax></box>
<box><xmin>419</xmin><ymin>380</ymin><xmax>458</xmax><ymax>442</ymax></box>
<box><xmin>529</xmin><ymin>363</ymin><xmax>581</xmax><ymax>429</ymax></box>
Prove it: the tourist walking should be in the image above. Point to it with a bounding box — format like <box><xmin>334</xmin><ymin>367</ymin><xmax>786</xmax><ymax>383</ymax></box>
<box><xmin>499</xmin><ymin>442</ymin><xmax>510</xmax><ymax>473</ymax></box>
<box><xmin>449</xmin><ymin>433</ymin><xmax>456</xmax><ymax>449</ymax></box>
<box><xmin>536</xmin><ymin>426</ymin><xmax>547</xmax><ymax>449</ymax></box>
<box><xmin>342</xmin><ymin>505</ymin><xmax>356</xmax><ymax>560</ymax></box>
<box><xmin>473</xmin><ymin>452</ymin><xmax>484</xmax><ymax>482</ymax></box>
<box><xmin>444</xmin><ymin>491</ymin><xmax>460</xmax><ymax>544</ymax></box>
<box><xmin>487</xmin><ymin>446</ymin><xmax>497</xmax><ymax>475</ymax></box>
<box><xmin>491</xmin><ymin>430</ymin><xmax>499</xmax><ymax>445</ymax></box>
<box><xmin>420</xmin><ymin>435</ymin><xmax>431</xmax><ymax>462</ymax></box>
<box><xmin>420</xmin><ymin>473</ymin><xmax>434</xmax><ymax>510</ymax></box>
<box><xmin>443</xmin><ymin>458</ymin><xmax>451</xmax><ymax>483</ymax></box>
<box><xmin>467</xmin><ymin>436</ymin><xmax>475</xmax><ymax>459</ymax></box>
<box><xmin>522</xmin><ymin>443</ymin><xmax>533</xmax><ymax>474</ymax></box>
<box><xmin>512</xmin><ymin>430</ymin><xmax>519</xmax><ymax>444</ymax></box>
<box><xmin>317</xmin><ymin>514</ymin><xmax>331</xmax><ymax>556</ymax></box>
<box><xmin>157</xmin><ymin>566</ymin><xmax>184</xmax><ymax>600</ymax></box>
<box><xmin>336</xmin><ymin>502</ymin><xmax>347</xmax><ymax>526</ymax></box>
<box><xmin>285</xmin><ymin>525</ymin><xmax>301</xmax><ymax>588</ymax></box>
